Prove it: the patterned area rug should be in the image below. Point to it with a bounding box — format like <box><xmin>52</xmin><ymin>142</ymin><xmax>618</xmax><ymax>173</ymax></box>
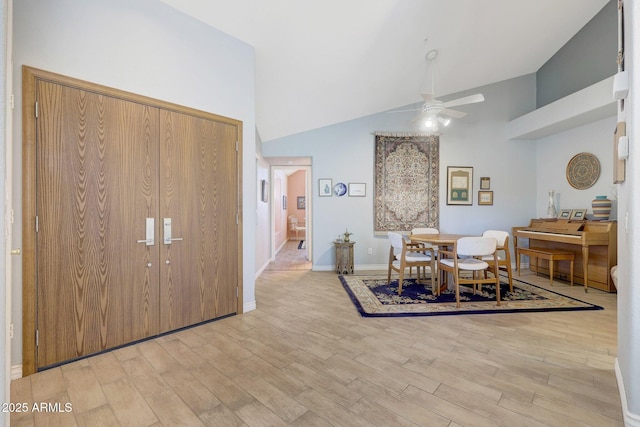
<box><xmin>339</xmin><ymin>275</ymin><xmax>603</xmax><ymax>317</ymax></box>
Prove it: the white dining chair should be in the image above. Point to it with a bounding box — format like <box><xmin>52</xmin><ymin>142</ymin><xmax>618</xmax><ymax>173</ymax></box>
<box><xmin>387</xmin><ymin>232</ymin><xmax>437</xmax><ymax>296</ymax></box>
<box><xmin>437</xmin><ymin>236</ymin><xmax>500</xmax><ymax>308</ymax></box>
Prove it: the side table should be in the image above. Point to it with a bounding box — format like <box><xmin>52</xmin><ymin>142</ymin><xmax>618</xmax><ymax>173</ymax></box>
<box><xmin>334</xmin><ymin>241</ymin><xmax>355</xmax><ymax>274</ymax></box>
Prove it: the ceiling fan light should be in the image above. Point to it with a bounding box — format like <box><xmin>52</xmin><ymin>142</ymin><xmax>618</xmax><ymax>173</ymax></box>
<box><xmin>440</xmin><ymin>117</ymin><xmax>451</xmax><ymax>127</ymax></box>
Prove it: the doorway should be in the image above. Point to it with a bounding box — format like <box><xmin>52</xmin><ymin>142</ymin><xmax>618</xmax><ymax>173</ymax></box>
<box><xmin>265</xmin><ymin>160</ymin><xmax>312</xmax><ymax>271</ymax></box>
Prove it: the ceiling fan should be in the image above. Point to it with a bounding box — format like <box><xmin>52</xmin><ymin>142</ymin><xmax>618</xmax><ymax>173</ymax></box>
<box><xmin>394</xmin><ymin>49</ymin><xmax>485</xmax><ymax>133</ymax></box>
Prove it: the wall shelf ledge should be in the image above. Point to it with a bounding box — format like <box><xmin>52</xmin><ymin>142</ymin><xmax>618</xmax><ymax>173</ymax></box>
<box><xmin>508</xmin><ymin>76</ymin><xmax>616</xmax><ymax>140</ymax></box>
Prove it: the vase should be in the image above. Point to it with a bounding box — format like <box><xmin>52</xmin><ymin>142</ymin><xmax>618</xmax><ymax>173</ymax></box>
<box><xmin>546</xmin><ymin>190</ymin><xmax>557</xmax><ymax>218</ymax></box>
<box><xmin>592</xmin><ymin>196</ymin><xmax>612</xmax><ymax>220</ymax></box>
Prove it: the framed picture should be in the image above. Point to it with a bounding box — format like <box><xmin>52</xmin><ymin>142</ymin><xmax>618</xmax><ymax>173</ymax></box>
<box><xmin>569</xmin><ymin>209</ymin><xmax>587</xmax><ymax>220</ymax></box>
<box><xmin>297</xmin><ymin>196</ymin><xmax>306</xmax><ymax>210</ymax></box>
<box><xmin>613</xmin><ymin>121</ymin><xmax>626</xmax><ymax>183</ymax></box>
<box><xmin>480</xmin><ymin>177</ymin><xmax>490</xmax><ymax>190</ymax></box>
<box><xmin>478</xmin><ymin>191</ymin><xmax>493</xmax><ymax>205</ymax></box>
<box><xmin>447</xmin><ymin>166</ymin><xmax>473</xmax><ymax>205</ymax></box>
<box><xmin>348</xmin><ymin>183</ymin><xmax>366</xmax><ymax>197</ymax></box>
<box><xmin>558</xmin><ymin>209</ymin><xmax>572</xmax><ymax>219</ymax></box>
<box><xmin>282</xmin><ymin>195</ymin><xmax>287</xmax><ymax>210</ymax></box>
<box><xmin>260</xmin><ymin>179</ymin><xmax>269</xmax><ymax>203</ymax></box>
<box><xmin>318</xmin><ymin>179</ymin><xmax>332</xmax><ymax>197</ymax></box>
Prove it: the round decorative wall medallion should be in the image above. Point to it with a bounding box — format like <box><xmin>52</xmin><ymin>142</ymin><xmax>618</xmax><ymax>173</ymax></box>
<box><xmin>333</xmin><ymin>182</ymin><xmax>347</xmax><ymax>196</ymax></box>
<box><xmin>566</xmin><ymin>152</ymin><xmax>600</xmax><ymax>190</ymax></box>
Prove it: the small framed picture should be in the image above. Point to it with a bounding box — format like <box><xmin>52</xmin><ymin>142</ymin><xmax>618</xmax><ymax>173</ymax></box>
<box><xmin>282</xmin><ymin>195</ymin><xmax>287</xmax><ymax>210</ymax></box>
<box><xmin>480</xmin><ymin>177</ymin><xmax>490</xmax><ymax>190</ymax></box>
<box><xmin>297</xmin><ymin>196</ymin><xmax>306</xmax><ymax>210</ymax></box>
<box><xmin>348</xmin><ymin>183</ymin><xmax>366</xmax><ymax>197</ymax></box>
<box><xmin>318</xmin><ymin>179</ymin><xmax>332</xmax><ymax>197</ymax></box>
<box><xmin>478</xmin><ymin>191</ymin><xmax>493</xmax><ymax>205</ymax></box>
<box><xmin>558</xmin><ymin>209</ymin><xmax>572</xmax><ymax>219</ymax></box>
<box><xmin>447</xmin><ymin>166</ymin><xmax>473</xmax><ymax>205</ymax></box>
<box><xmin>569</xmin><ymin>209</ymin><xmax>587</xmax><ymax>220</ymax></box>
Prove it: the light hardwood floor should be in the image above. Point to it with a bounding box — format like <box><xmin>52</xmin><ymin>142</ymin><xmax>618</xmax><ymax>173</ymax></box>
<box><xmin>11</xmin><ymin>268</ymin><xmax>621</xmax><ymax>426</ymax></box>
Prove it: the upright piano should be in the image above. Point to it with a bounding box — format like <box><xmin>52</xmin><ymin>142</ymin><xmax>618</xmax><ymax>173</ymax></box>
<box><xmin>512</xmin><ymin>219</ymin><xmax>617</xmax><ymax>292</ymax></box>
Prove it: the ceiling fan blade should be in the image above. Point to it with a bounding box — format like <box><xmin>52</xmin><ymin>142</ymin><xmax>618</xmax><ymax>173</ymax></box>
<box><xmin>443</xmin><ymin>93</ymin><xmax>485</xmax><ymax>108</ymax></box>
<box><xmin>388</xmin><ymin>107</ymin><xmax>423</xmax><ymax>113</ymax></box>
<box><xmin>441</xmin><ymin>109</ymin><xmax>467</xmax><ymax>119</ymax></box>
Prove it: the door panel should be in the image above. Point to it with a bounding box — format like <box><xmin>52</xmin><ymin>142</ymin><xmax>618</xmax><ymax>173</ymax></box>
<box><xmin>159</xmin><ymin>111</ymin><xmax>238</xmax><ymax>332</ymax></box>
<box><xmin>35</xmin><ymin>81</ymin><xmax>160</xmax><ymax>368</ymax></box>
<box><xmin>24</xmin><ymin>67</ymin><xmax>241</xmax><ymax>374</ymax></box>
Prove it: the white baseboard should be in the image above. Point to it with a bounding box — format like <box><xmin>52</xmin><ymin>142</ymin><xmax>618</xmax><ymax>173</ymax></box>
<box><xmin>11</xmin><ymin>364</ymin><xmax>22</xmax><ymax>380</ymax></box>
<box><xmin>255</xmin><ymin>261</ymin><xmax>269</xmax><ymax>279</ymax></box>
<box><xmin>615</xmin><ymin>358</ymin><xmax>640</xmax><ymax>426</ymax></box>
<box><xmin>243</xmin><ymin>301</ymin><xmax>256</xmax><ymax>313</ymax></box>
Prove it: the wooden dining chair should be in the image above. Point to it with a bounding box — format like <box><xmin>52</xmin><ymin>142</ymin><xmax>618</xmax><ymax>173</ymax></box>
<box><xmin>387</xmin><ymin>232</ymin><xmax>437</xmax><ymax>296</ymax></box>
<box><xmin>410</xmin><ymin>227</ymin><xmax>439</xmax><ymax>275</ymax></box>
<box><xmin>481</xmin><ymin>230</ymin><xmax>513</xmax><ymax>292</ymax></box>
<box><xmin>437</xmin><ymin>236</ymin><xmax>501</xmax><ymax>308</ymax></box>
<box><xmin>411</xmin><ymin>227</ymin><xmax>439</xmax><ymax>251</ymax></box>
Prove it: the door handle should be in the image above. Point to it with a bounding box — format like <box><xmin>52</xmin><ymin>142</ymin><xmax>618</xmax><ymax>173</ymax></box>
<box><xmin>136</xmin><ymin>218</ymin><xmax>155</xmax><ymax>246</ymax></box>
<box><xmin>163</xmin><ymin>218</ymin><xmax>183</xmax><ymax>244</ymax></box>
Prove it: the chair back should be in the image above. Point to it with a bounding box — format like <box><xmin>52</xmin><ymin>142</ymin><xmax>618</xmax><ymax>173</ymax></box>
<box><xmin>289</xmin><ymin>215</ymin><xmax>298</xmax><ymax>230</ymax></box>
<box><xmin>482</xmin><ymin>230</ymin><xmax>508</xmax><ymax>248</ymax></box>
<box><xmin>456</xmin><ymin>237</ymin><xmax>497</xmax><ymax>257</ymax></box>
<box><xmin>387</xmin><ymin>232</ymin><xmax>405</xmax><ymax>255</ymax></box>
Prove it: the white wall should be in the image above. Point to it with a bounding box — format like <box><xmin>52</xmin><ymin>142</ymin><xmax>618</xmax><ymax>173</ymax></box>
<box><xmin>10</xmin><ymin>0</ymin><xmax>257</xmax><ymax>369</ymax></box>
<box><xmin>617</xmin><ymin>2</ymin><xmax>640</xmax><ymax>424</ymax></box>
<box><xmin>1</xmin><ymin>0</ymin><xmax>10</xmax><ymax>424</ymax></box>
<box><xmin>272</xmin><ymin>170</ymin><xmax>288</xmax><ymax>250</ymax></box>
<box><xmin>255</xmin><ymin>155</ymin><xmax>271</xmax><ymax>276</ymax></box>
<box><xmin>262</xmin><ymin>74</ymin><xmax>538</xmax><ymax>269</ymax></box>
<box><xmin>536</xmin><ymin>116</ymin><xmax>618</xmax><ymax>218</ymax></box>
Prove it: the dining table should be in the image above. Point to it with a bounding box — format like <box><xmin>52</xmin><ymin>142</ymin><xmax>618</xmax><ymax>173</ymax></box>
<box><xmin>409</xmin><ymin>233</ymin><xmax>472</xmax><ymax>291</ymax></box>
<box><xmin>409</xmin><ymin>233</ymin><xmax>469</xmax><ymax>247</ymax></box>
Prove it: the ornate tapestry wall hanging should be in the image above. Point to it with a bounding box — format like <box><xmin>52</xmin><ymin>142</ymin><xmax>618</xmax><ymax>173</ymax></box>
<box><xmin>374</xmin><ymin>133</ymin><xmax>439</xmax><ymax>234</ymax></box>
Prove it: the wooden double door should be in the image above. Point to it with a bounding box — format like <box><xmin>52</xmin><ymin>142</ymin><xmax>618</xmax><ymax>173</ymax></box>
<box><xmin>23</xmin><ymin>67</ymin><xmax>242</xmax><ymax>373</ymax></box>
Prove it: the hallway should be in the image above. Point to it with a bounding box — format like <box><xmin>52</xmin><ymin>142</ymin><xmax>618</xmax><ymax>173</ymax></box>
<box><xmin>265</xmin><ymin>240</ymin><xmax>312</xmax><ymax>271</ymax></box>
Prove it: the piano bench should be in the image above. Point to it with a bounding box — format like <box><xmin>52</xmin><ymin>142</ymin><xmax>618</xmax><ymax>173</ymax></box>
<box><xmin>516</xmin><ymin>247</ymin><xmax>577</xmax><ymax>289</ymax></box>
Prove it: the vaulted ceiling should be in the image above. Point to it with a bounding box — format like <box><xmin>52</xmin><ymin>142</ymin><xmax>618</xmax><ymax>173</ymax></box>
<box><xmin>159</xmin><ymin>0</ymin><xmax>610</xmax><ymax>142</ymax></box>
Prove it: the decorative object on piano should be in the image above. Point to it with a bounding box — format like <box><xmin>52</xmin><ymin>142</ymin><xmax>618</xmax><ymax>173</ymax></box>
<box><xmin>546</xmin><ymin>190</ymin><xmax>557</xmax><ymax>218</ymax></box>
<box><xmin>591</xmin><ymin>196</ymin><xmax>612</xmax><ymax>220</ymax></box>
<box><xmin>446</xmin><ymin>166</ymin><xmax>473</xmax><ymax>205</ymax></box>
<box><xmin>558</xmin><ymin>209</ymin><xmax>572</xmax><ymax>219</ymax></box>
<box><xmin>480</xmin><ymin>177</ymin><xmax>490</xmax><ymax>190</ymax></box>
<box><xmin>566</xmin><ymin>152</ymin><xmax>600</xmax><ymax>190</ymax></box>
<box><xmin>478</xmin><ymin>190</ymin><xmax>493</xmax><ymax>205</ymax></box>
<box><xmin>613</xmin><ymin>122</ymin><xmax>626</xmax><ymax>184</ymax></box>
<box><xmin>569</xmin><ymin>209</ymin><xmax>587</xmax><ymax>221</ymax></box>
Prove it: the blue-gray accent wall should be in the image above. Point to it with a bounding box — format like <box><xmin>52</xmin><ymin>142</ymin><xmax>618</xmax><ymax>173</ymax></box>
<box><xmin>536</xmin><ymin>0</ymin><xmax>617</xmax><ymax>107</ymax></box>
